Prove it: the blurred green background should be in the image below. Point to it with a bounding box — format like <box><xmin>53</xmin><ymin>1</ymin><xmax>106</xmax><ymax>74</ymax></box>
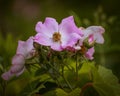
<box><xmin>0</xmin><ymin>0</ymin><xmax>120</xmax><ymax>95</ymax></box>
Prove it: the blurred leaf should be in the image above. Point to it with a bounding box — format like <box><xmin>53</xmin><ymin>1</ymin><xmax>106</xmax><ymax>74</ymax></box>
<box><xmin>19</xmin><ymin>79</ymin><xmax>45</xmax><ymax>96</ymax></box>
<box><xmin>93</xmin><ymin>65</ymin><xmax>120</xmax><ymax>96</ymax></box>
<box><xmin>56</xmin><ymin>88</ymin><xmax>81</xmax><ymax>96</ymax></box>
<box><xmin>69</xmin><ymin>88</ymin><xmax>81</xmax><ymax>96</ymax></box>
<box><xmin>56</xmin><ymin>88</ymin><xmax>68</xmax><ymax>96</ymax></box>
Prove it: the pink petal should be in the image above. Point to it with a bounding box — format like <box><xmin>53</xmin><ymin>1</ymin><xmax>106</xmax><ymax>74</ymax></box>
<box><xmin>16</xmin><ymin>36</ymin><xmax>34</xmax><ymax>58</ymax></box>
<box><xmin>81</xmin><ymin>29</ymin><xmax>93</xmax><ymax>41</ymax></box>
<box><xmin>12</xmin><ymin>54</ymin><xmax>25</xmax><ymax>65</ymax></box>
<box><xmin>62</xmin><ymin>33</ymin><xmax>81</xmax><ymax>48</ymax></box>
<box><xmin>34</xmin><ymin>33</ymin><xmax>53</xmax><ymax>46</ymax></box>
<box><xmin>59</xmin><ymin>16</ymin><xmax>83</xmax><ymax>36</ymax></box>
<box><xmin>35</xmin><ymin>18</ymin><xmax>58</xmax><ymax>37</ymax></box>
<box><xmin>59</xmin><ymin>16</ymin><xmax>82</xmax><ymax>48</ymax></box>
<box><xmin>44</xmin><ymin>17</ymin><xmax>58</xmax><ymax>33</ymax></box>
<box><xmin>11</xmin><ymin>54</ymin><xmax>25</xmax><ymax>75</ymax></box>
<box><xmin>87</xmin><ymin>26</ymin><xmax>105</xmax><ymax>34</ymax></box>
<box><xmin>10</xmin><ymin>64</ymin><xmax>25</xmax><ymax>76</ymax></box>
<box><xmin>94</xmin><ymin>33</ymin><xmax>104</xmax><ymax>44</ymax></box>
<box><xmin>82</xmin><ymin>26</ymin><xmax>105</xmax><ymax>44</ymax></box>
<box><xmin>85</xmin><ymin>47</ymin><xmax>95</xmax><ymax>60</ymax></box>
<box><xmin>88</xmin><ymin>34</ymin><xmax>94</xmax><ymax>44</ymax></box>
<box><xmin>51</xmin><ymin>42</ymin><xmax>63</xmax><ymax>51</ymax></box>
<box><xmin>1</xmin><ymin>71</ymin><xmax>13</xmax><ymax>81</ymax></box>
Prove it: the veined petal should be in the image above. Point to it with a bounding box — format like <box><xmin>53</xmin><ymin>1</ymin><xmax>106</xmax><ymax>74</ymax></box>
<box><xmin>34</xmin><ymin>33</ymin><xmax>53</xmax><ymax>46</ymax></box>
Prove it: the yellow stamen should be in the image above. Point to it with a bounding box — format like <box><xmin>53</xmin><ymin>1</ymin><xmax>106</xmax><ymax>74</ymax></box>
<box><xmin>52</xmin><ymin>32</ymin><xmax>61</xmax><ymax>42</ymax></box>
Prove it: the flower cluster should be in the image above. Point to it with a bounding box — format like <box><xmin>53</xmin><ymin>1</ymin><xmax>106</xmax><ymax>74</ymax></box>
<box><xmin>1</xmin><ymin>16</ymin><xmax>105</xmax><ymax>80</ymax></box>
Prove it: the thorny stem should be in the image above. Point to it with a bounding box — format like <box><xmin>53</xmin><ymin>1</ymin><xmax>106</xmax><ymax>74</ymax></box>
<box><xmin>80</xmin><ymin>82</ymin><xmax>93</xmax><ymax>96</ymax></box>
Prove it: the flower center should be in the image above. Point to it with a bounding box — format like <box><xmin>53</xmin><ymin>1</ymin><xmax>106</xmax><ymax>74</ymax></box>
<box><xmin>52</xmin><ymin>32</ymin><xmax>61</xmax><ymax>42</ymax></box>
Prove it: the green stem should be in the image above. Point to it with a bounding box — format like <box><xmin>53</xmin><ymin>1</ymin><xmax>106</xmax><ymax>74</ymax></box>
<box><xmin>76</xmin><ymin>53</ymin><xmax>78</xmax><ymax>80</ymax></box>
<box><xmin>61</xmin><ymin>66</ymin><xmax>73</xmax><ymax>91</ymax></box>
<box><xmin>2</xmin><ymin>81</ymin><xmax>7</xmax><ymax>96</ymax></box>
<box><xmin>48</xmin><ymin>63</ymin><xmax>73</xmax><ymax>90</ymax></box>
<box><xmin>47</xmin><ymin>63</ymin><xmax>64</xmax><ymax>88</ymax></box>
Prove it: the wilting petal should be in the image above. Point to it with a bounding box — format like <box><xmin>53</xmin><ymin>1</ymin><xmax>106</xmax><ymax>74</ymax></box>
<box><xmin>85</xmin><ymin>47</ymin><xmax>95</xmax><ymax>60</ymax></box>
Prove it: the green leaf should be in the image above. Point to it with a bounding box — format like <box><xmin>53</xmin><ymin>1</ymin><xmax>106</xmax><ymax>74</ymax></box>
<box><xmin>69</xmin><ymin>88</ymin><xmax>81</xmax><ymax>96</ymax></box>
<box><xmin>93</xmin><ymin>65</ymin><xmax>120</xmax><ymax>96</ymax></box>
<box><xmin>56</xmin><ymin>88</ymin><xmax>68</xmax><ymax>96</ymax></box>
<box><xmin>77</xmin><ymin>62</ymin><xmax>95</xmax><ymax>87</ymax></box>
<box><xmin>19</xmin><ymin>79</ymin><xmax>45</xmax><ymax>96</ymax></box>
<box><xmin>55</xmin><ymin>88</ymin><xmax>81</xmax><ymax>96</ymax></box>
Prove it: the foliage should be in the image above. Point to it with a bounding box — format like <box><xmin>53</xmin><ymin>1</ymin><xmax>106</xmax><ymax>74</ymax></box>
<box><xmin>0</xmin><ymin>6</ymin><xmax>120</xmax><ymax>96</ymax></box>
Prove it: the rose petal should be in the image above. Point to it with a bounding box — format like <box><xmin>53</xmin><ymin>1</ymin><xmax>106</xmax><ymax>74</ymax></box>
<box><xmin>10</xmin><ymin>64</ymin><xmax>25</xmax><ymax>76</ymax></box>
<box><xmin>12</xmin><ymin>54</ymin><xmax>25</xmax><ymax>65</ymax></box>
<box><xmin>87</xmin><ymin>26</ymin><xmax>105</xmax><ymax>34</ymax></box>
<box><xmin>34</xmin><ymin>33</ymin><xmax>53</xmax><ymax>46</ymax></box>
<box><xmin>51</xmin><ymin>42</ymin><xmax>63</xmax><ymax>51</ymax></box>
<box><xmin>16</xmin><ymin>36</ymin><xmax>34</xmax><ymax>58</ymax></box>
<box><xmin>1</xmin><ymin>71</ymin><xmax>13</xmax><ymax>81</ymax></box>
<box><xmin>85</xmin><ymin>47</ymin><xmax>95</xmax><ymax>60</ymax></box>
<box><xmin>59</xmin><ymin>16</ymin><xmax>83</xmax><ymax>36</ymax></box>
<box><xmin>35</xmin><ymin>21</ymin><xmax>55</xmax><ymax>38</ymax></box>
<box><xmin>44</xmin><ymin>17</ymin><xmax>58</xmax><ymax>33</ymax></box>
<box><xmin>94</xmin><ymin>32</ymin><xmax>104</xmax><ymax>44</ymax></box>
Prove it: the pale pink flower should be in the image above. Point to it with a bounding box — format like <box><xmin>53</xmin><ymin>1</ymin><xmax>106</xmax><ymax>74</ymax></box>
<box><xmin>85</xmin><ymin>47</ymin><xmax>95</xmax><ymax>60</ymax></box>
<box><xmin>2</xmin><ymin>36</ymin><xmax>35</xmax><ymax>80</ymax></box>
<box><xmin>80</xmin><ymin>26</ymin><xmax>105</xmax><ymax>44</ymax></box>
<box><xmin>34</xmin><ymin>16</ymin><xmax>82</xmax><ymax>51</ymax></box>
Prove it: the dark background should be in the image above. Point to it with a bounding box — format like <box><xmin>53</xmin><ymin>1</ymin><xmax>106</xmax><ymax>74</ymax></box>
<box><xmin>0</xmin><ymin>0</ymin><xmax>120</xmax><ymax>95</ymax></box>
